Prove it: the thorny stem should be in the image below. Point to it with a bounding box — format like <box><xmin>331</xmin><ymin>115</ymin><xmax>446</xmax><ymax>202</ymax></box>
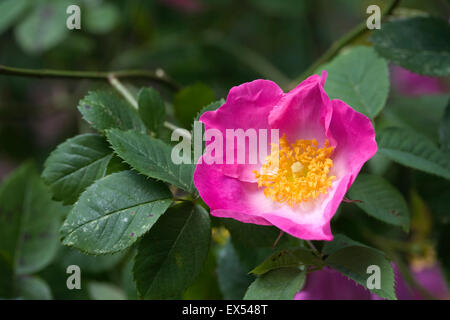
<box><xmin>0</xmin><ymin>0</ymin><xmax>401</xmax><ymax>93</ymax></box>
<box><xmin>173</xmin><ymin>198</ymin><xmax>192</xmax><ymax>202</ymax></box>
<box><xmin>343</xmin><ymin>197</ymin><xmax>363</xmax><ymax>203</ymax></box>
<box><xmin>305</xmin><ymin>240</ymin><xmax>321</xmax><ymax>257</ymax></box>
<box><xmin>0</xmin><ymin>1</ymin><xmax>400</xmax><ymax>143</ymax></box>
<box><xmin>0</xmin><ymin>64</ymin><xmax>191</xmax><ymax>140</ymax></box>
<box><xmin>272</xmin><ymin>231</ymin><xmax>285</xmax><ymax>249</ymax></box>
<box><xmin>306</xmin><ymin>266</ymin><xmax>325</xmax><ymax>273</ymax></box>
<box><xmin>108</xmin><ymin>75</ymin><xmax>139</xmax><ymax>109</ymax></box>
<box><xmin>0</xmin><ymin>64</ymin><xmax>180</xmax><ymax>91</ymax></box>
<box><xmin>287</xmin><ymin>0</ymin><xmax>402</xmax><ymax>90</ymax></box>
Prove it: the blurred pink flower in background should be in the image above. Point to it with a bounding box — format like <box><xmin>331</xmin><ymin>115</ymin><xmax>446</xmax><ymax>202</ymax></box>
<box><xmin>294</xmin><ymin>267</ymin><xmax>372</xmax><ymax>300</ymax></box>
<box><xmin>391</xmin><ymin>65</ymin><xmax>448</xmax><ymax>96</ymax></box>
<box><xmin>159</xmin><ymin>0</ymin><xmax>204</xmax><ymax>13</ymax></box>
<box><xmin>374</xmin><ymin>264</ymin><xmax>450</xmax><ymax>300</ymax></box>
<box><xmin>295</xmin><ymin>264</ymin><xmax>449</xmax><ymax>300</ymax></box>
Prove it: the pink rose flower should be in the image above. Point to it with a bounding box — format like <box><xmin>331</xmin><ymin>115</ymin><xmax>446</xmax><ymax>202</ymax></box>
<box><xmin>391</xmin><ymin>65</ymin><xmax>448</xmax><ymax>96</ymax></box>
<box><xmin>193</xmin><ymin>72</ymin><xmax>377</xmax><ymax>240</ymax></box>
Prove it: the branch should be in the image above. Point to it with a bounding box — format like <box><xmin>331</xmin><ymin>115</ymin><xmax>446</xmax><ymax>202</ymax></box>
<box><xmin>305</xmin><ymin>240</ymin><xmax>322</xmax><ymax>257</ymax></box>
<box><xmin>108</xmin><ymin>75</ymin><xmax>192</xmax><ymax>141</ymax></box>
<box><xmin>0</xmin><ymin>64</ymin><xmax>180</xmax><ymax>91</ymax></box>
<box><xmin>108</xmin><ymin>75</ymin><xmax>139</xmax><ymax>109</ymax></box>
<box><xmin>287</xmin><ymin>0</ymin><xmax>401</xmax><ymax>90</ymax></box>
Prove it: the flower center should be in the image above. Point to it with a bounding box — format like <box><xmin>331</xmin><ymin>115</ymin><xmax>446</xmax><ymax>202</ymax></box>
<box><xmin>253</xmin><ymin>135</ymin><xmax>335</xmax><ymax>207</ymax></box>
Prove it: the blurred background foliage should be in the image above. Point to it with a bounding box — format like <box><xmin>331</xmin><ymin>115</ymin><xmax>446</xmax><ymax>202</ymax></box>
<box><xmin>0</xmin><ymin>0</ymin><xmax>449</xmax><ymax>299</ymax></box>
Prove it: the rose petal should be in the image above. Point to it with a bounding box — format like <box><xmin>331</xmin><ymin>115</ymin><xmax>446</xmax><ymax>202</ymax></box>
<box><xmin>195</xmin><ymin>155</ymin><xmax>352</xmax><ymax>240</ymax></box>
<box><xmin>269</xmin><ymin>71</ymin><xmax>334</xmax><ymax>147</ymax></box>
<box><xmin>193</xmin><ymin>155</ymin><xmax>271</xmax><ymax>225</ymax></box>
<box><xmin>199</xmin><ymin>79</ymin><xmax>283</xmax><ymax>182</ymax></box>
<box><xmin>328</xmin><ymin>99</ymin><xmax>377</xmax><ymax>186</ymax></box>
<box><xmin>256</xmin><ymin>175</ymin><xmax>351</xmax><ymax>240</ymax></box>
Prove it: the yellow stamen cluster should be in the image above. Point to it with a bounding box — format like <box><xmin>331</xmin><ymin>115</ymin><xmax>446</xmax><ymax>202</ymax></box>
<box><xmin>253</xmin><ymin>135</ymin><xmax>335</xmax><ymax>207</ymax></box>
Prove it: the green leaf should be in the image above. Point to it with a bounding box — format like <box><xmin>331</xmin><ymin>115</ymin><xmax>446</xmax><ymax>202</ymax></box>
<box><xmin>15</xmin><ymin>1</ymin><xmax>69</xmax><ymax>54</ymax></box>
<box><xmin>325</xmin><ymin>246</ymin><xmax>396</xmax><ymax>300</ymax></box>
<box><xmin>88</xmin><ymin>282</ymin><xmax>126</xmax><ymax>300</ymax></box>
<box><xmin>122</xmin><ymin>253</ymin><xmax>138</xmax><ymax>300</ymax></box>
<box><xmin>107</xmin><ymin>129</ymin><xmax>196</xmax><ymax>193</ymax></box>
<box><xmin>371</xmin><ymin>17</ymin><xmax>450</xmax><ymax>77</ymax></box>
<box><xmin>222</xmin><ymin>218</ymin><xmax>297</xmax><ymax>248</ymax></box>
<box><xmin>61</xmin><ymin>170</ymin><xmax>172</xmax><ymax>255</ymax></box>
<box><xmin>138</xmin><ymin>87</ymin><xmax>166</xmax><ymax>135</ymax></box>
<box><xmin>191</xmin><ymin>99</ymin><xmax>225</xmax><ymax>157</ymax></box>
<box><xmin>193</xmin><ymin>98</ymin><xmax>225</xmax><ymax>124</ymax></box>
<box><xmin>84</xmin><ymin>3</ymin><xmax>120</xmax><ymax>34</ymax></box>
<box><xmin>244</xmin><ymin>268</ymin><xmax>306</xmax><ymax>300</ymax></box>
<box><xmin>440</xmin><ymin>101</ymin><xmax>450</xmax><ymax>153</ymax></box>
<box><xmin>230</xmin><ymin>242</ymin><xmax>274</xmax><ymax>271</ymax></box>
<box><xmin>0</xmin><ymin>163</ymin><xmax>34</xmax><ymax>265</ymax></box>
<box><xmin>320</xmin><ymin>46</ymin><xmax>389</xmax><ymax>119</ymax></box>
<box><xmin>217</xmin><ymin>240</ymin><xmax>254</xmax><ymax>300</ymax></box>
<box><xmin>322</xmin><ymin>234</ymin><xmax>373</xmax><ymax>256</ymax></box>
<box><xmin>413</xmin><ymin>171</ymin><xmax>450</xmax><ymax>224</ymax></box>
<box><xmin>222</xmin><ymin>219</ymin><xmax>300</xmax><ymax>271</ymax></box>
<box><xmin>348</xmin><ymin>174</ymin><xmax>410</xmax><ymax>232</ymax></box>
<box><xmin>381</xmin><ymin>95</ymin><xmax>449</xmax><ymax>143</ymax></box>
<box><xmin>106</xmin><ymin>154</ymin><xmax>131</xmax><ymax>175</ymax></box>
<box><xmin>0</xmin><ymin>0</ymin><xmax>29</xmax><ymax>35</ymax></box>
<box><xmin>0</xmin><ymin>253</ymin><xmax>13</xmax><ymax>298</ymax></box>
<box><xmin>133</xmin><ymin>203</ymin><xmax>211</xmax><ymax>299</ymax></box>
<box><xmin>367</xmin><ymin>152</ymin><xmax>392</xmax><ymax>176</ymax></box>
<box><xmin>78</xmin><ymin>90</ymin><xmax>146</xmax><ymax>133</ymax></box>
<box><xmin>0</xmin><ymin>162</ymin><xmax>64</xmax><ymax>277</ymax></box>
<box><xmin>174</xmin><ymin>83</ymin><xmax>215</xmax><ymax>128</ymax></box>
<box><xmin>16</xmin><ymin>276</ymin><xmax>52</xmax><ymax>300</ymax></box>
<box><xmin>42</xmin><ymin>134</ymin><xmax>113</xmax><ymax>205</ymax></box>
<box><xmin>251</xmin><ymin>248</ymin><xmax>324</xmax><ymax>275</ymax></box>
<box><xmin>183</xmin><ymin>248</ymin><xmax>222</xmax><ymax>299</ymax></box>
<box><xmin>59</xmin><ymin>248</ymin><xmax>127</xmax><ymax>274</ymax></box>
<box><xmin>377</xmin><ymin>127</ymin><xmax>450</xmax><ymax>179</ymax></box>
<box><xmin>16</xmin><ymin>180</ymin><xmax>64</xmax><ymax>276</ymax></box>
